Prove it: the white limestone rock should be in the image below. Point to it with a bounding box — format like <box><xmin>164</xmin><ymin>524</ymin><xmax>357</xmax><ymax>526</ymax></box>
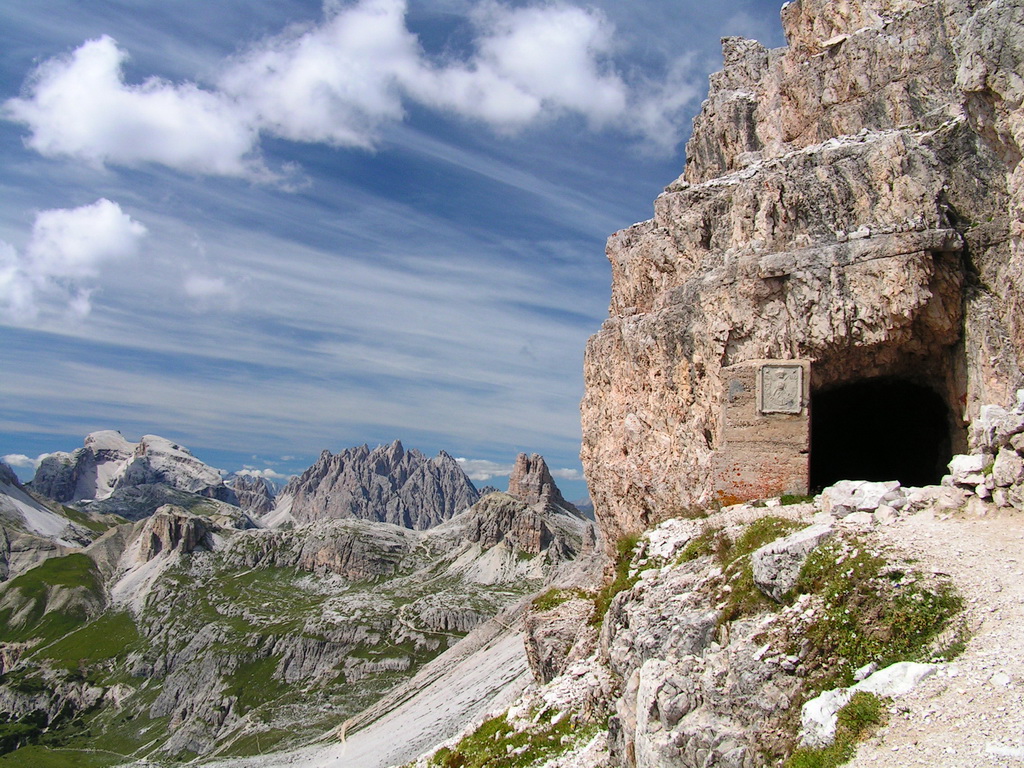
<box><xmin>801</xmin><ymin>661</ymin><xmax>938</xmax><ymax>748</ymax></box>
<box><xmin>947</xmin><ymin>454</ymin><xmax>989</xmax><ymax>487</ymax></box>
<box><xmin>821</xmin><ymin>480</ymin><xmax>904</xmax><ymax>518</ymax></box>
<box><xmin>992</xmin><ymin>447</ymin><xmax>1024</xmax><ymax>487</ymax></box>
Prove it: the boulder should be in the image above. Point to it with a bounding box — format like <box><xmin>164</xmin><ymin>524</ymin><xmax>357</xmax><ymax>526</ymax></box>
<box><xmin>800</xmin><ymin>661</ymin><xmax>938</xmax><ymax>748</ymax></box>
<box><xmin>992</xmin><ymin>447</ymin><xmax>1024</xmax><ymax>487</ymax></box>
<box><xmin>752</xmin><ymin>523</ymin><xmax>833</xmax><ymax>602</ymax></box>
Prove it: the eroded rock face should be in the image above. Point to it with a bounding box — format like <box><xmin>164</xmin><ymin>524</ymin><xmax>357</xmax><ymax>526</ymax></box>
<box><xmin>582</xmin><ymin>0</ymin><xmax>1024</xmax><ymax>546</ymax></box>
<box><xmin>135</xmin><ymin>507</ymin><xmax>213</xmax><ymax>562</ymax></box>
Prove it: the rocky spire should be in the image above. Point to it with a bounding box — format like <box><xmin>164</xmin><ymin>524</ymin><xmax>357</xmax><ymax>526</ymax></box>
<box><xmin>506</xmin><ymin>453</ymin><xmax>579</xmax><ymax>515</ymax></box>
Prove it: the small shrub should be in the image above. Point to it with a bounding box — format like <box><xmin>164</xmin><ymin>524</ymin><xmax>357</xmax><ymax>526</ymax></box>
<box><xmin>674</xmin><ymin>527</ymin><xmax>724</xmax><ymax>565</ymax></box>
<box><xmin>780</xmin><ymin>494</ymin><xmax>815</xmax><ymax>506</ymax></box>
<box><xmin>715</xmin><ymin>517</ymin><xmax>804</xmax><ymax>625</ymax></box>
<box><xmin>428</xmin><ymin>711</ymin><xmax>595</xmax><ymax>768</ymax></box>
<box><xmin>795</xmin><ymin>538</ymin><xmax>964</xmax><ymax>690</ymax></box>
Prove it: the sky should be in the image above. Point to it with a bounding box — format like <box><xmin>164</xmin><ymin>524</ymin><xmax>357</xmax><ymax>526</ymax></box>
<box><xmin>0</xmin><ymin>0</ymin><xmax>785</xmax><ymax>501</ymax></box>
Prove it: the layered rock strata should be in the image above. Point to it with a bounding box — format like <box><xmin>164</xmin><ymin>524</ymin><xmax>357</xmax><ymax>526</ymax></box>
<box><xmin>582</xmin><ymin>0</ymin><xmax>1024</xmax><ymax>545</ymax></box>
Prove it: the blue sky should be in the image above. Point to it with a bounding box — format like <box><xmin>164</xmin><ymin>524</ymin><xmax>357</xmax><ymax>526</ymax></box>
<box><xmin>0</xmin><ymin>0</ymin><xmax>784</xmax><ymax>500</ymax></box>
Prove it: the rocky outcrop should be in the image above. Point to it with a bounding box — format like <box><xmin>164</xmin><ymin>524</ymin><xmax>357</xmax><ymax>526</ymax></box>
<box><xmin>82</xmin><ymin>482</ymin><xmax>249</xmax><ymax>526</ymax></box>
<box><xmin>507</xmin><ymin>453</ymin><xmax>580</xmax><ymax>515</ymax></box>
<box><xmin>134</xmin><ymin>506</ymin><xmax>213</xmax><ymax>563</ymax></box>
<box><xmin>581</xmin><ymin>0</ymin><xmax>1024</xmax><ymax>546</ymax></box>
<box><xmin>228</xmin><ymin>474</ymin><xmax>276</xmax><ymax>515</ymax></box>
<box><xmin>30</xmin><ymin>431</ymin><xmax>236</xmax><ymax>507</ymax></box>
<box><xmin>279</xmin><ymin>440</ymin><xmax>479</xmax><ymax>530</ymax></box>
<box><xmin>31</xmin><ymin>430</ymin><xmax>134</xmax><ymax>502</ymax></box>
<box><xmin>751</xmin><ymin>523</ymin><xmax>833</xmax><ymax>602</ymax></box>
<box><xmin>524</xmin><ymin>596</ymin><xmax>596</xmax><ymax>685</ymax></box>
<box><xmin>0</xmin><ymin>461</ymin><xmax>93</xmax><ymax>580</ymax></box>
<box><xmin>226</xmin><ymin>518</ymin><xmax>418</xmax><ymax>581</ymax></box>
<box><xmin>463</xmin><ymin>493</ymin><xmax>555</xmax><ymax>555</ymax></box>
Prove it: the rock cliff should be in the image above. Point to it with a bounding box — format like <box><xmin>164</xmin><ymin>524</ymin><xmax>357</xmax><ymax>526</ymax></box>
<box><xmin>581</xmin><ymin>0</ymin><xmax>1024</xmax><ymax>545</ymax></box>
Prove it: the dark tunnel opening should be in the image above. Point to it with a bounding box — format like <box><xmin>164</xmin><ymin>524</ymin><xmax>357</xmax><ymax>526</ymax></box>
<box><xmin>809</xmin><ymin>377</ymin><xmax>953</xmax><ymax>491</ymax></box>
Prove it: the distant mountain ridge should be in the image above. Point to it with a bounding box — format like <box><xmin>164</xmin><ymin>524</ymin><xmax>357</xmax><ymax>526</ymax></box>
<box><xmin>274</xmin><ymin>440</ymin><xmax>480</xmax><ymax>530</ymax></box>
<box><xmin>31</xmin><ymin>431</ymin><xmax>236</xmax><ymax>506</ymax></box>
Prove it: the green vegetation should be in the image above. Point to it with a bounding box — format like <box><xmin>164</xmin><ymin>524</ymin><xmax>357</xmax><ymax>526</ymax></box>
<box><xmin>784</xmin><ymin>692</ymin><xmax>885</xmax><ymax>768</ymax></box>
<box><xmin>780</xmin><ymin>494</ymin><xmax>816</xmax><ymax>506</ymax></box>
<box><xmin>795</xmin><ymin>538</ymin><xmax>964</xmax><ymax>690</ymax></box>
<box><xmin>0</xmin><ymin>554</ymin><xmax>103</xmax><ymax>645</ymax></box>
<box><xmin>673</xmin><ymin>526</ymin><xmax>724</xmax><ymax>565</ymax></box>
<box><xmin>59</xmin><ymin>507</ymin><xmax>124</xmax><ymax>534</ymax></box>
<box><xmin>427</xmin><ymin>710</ymin><xmax>597</xmax><ymax>768</ymax></box>
<box><xmin>716</xmin><ymin>516</ymin><xmax>804</xmax><ymax>625</ymax></box>
<box><xmin>531</xmin><ymin>587</ymin><xmax>592</xmax><ymax>613</ymax></box>
<box><xmin>0</xmin><ymin>744</ymin><xmax>123</xmax><ymax>768</ymax></box>
<box><xmin>591</xmin><ymin>533</ymin><xmax>643</xmax><ymax>625</ymax></box>
<box><xmin>36</xmin><ymin>612</ymin><xmax>140</xmax><ymax>673</ymax></box>
<box><xmin>0</xmin><ymin>713</ymin><xmax>47</xmax><ymax>755</ymax></box>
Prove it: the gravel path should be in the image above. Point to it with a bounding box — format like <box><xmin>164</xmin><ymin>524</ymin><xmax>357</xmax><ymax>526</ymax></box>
<box><xmin>848</xmin><ymin>506</ymin><xmax>1024</xmax><ymax>767</ymax></box>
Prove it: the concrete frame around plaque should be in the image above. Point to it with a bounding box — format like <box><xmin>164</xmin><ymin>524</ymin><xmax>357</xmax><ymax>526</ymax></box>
<box><xmin>758</xmin><ymin>364</ymin><xmax>803</xmax><ymax>414</ymax></box>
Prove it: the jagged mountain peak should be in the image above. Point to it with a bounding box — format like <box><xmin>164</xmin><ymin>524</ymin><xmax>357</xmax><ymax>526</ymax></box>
<box><xmin>279</xmin><ymin>441</ymin><xmax>480</xmax><ymax>530</ymax></box>
<box><xmin>506</xmin><ymin>453</ymin><xmax>579</xmax><ymax>516</ymax></box>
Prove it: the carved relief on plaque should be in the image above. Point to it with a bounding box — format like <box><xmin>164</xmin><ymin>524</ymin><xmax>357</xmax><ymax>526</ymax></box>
<box><xmin>759</xmin><ymin>364</ymin><xmax>803</xmax><ymax>414</ymax></box>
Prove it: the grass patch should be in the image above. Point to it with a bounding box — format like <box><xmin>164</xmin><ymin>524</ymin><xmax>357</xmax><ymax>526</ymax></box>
<box><xmin>59</xmin><ymin>507</ymin><xmax>122</xmax><ymax>534</ymax></box>
<box><xmin>531</xmin><ymin>588</ymin><xmax>592</xmax><ymax>613</ymax></box>
<box><xmin>673</xmin><ymin>527</ymin><xmax>726</xmax><ymax>566</ymax></box>
<box><xmin>0</xmin><ymin>554</ymin><xmax>103</xmax><ymax>645</ymax></box>
<box><xmin>795</xmin><ymin>538</ymin><xmax>964</xmax><ymax>689</ymax></box>
<box><xmin>785</xmin><ymin>692</ymin><xmax>884</xmax><ymax>767</ymax></box>
<box><xmin>0</xmin><ymin>745</ymin><xmax>123</xmax><ymax>768</ymax></box>
<box><xmin>591</xmin><ymin>534</ymin><xmax>643</xmax><ymax>626</ymax></box>
<box><xmin>225</xmin><ymin>655</ymin><xmax>287</xmax><ymax>714</ymax></box>
<box><xmin>428</xmin><ymin>710</ymin><xmax>596</xmax><ymax>768</ymax></box>
<box><xmin>36</xmin><ymin>612</ymin><xmax>140</xmax><ymax>673</ymax></box>
<box><xmin>780</xmin><ymin>494</ymin><xmax>815</xmax><ymax>506</ymax></box>
<box><xmin>716</xmin><ymin>517</ymin><xmax>804</xmax><ymax>625</ymax></box>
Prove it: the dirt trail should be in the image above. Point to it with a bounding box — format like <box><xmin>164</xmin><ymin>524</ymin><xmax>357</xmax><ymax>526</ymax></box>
<box><xmin>848</xmin><ymin>507</ymin><xmax>1024</xmax><ymax>767</ymax></box>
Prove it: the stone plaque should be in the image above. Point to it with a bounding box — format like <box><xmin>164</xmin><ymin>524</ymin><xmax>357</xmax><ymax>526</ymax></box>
<box><xmin>760</xmin><ymin>364</ymin><xmax>803</xmax><ymax>414</ymax></box>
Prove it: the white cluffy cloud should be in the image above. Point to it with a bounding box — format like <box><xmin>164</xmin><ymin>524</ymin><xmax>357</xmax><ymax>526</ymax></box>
<box><xmin>456</xmin><ymin>457</ymin><xmax>512</xmax><ymax>482</ymax></box>
<box><xmin>456</xmin><ymin>457</ymin><xmax>583</xmax><ymax>484</ymax></box>
<box><xmin>1</xmin><ymin>453</ymin><xmax>48</xmax><ymax>471</ymax></box>
<box><xmin>0</xmin><ymin>199</ymin><xmax>147</xmax><ymax>323</ymax></box>
<box><xmin>550</xmin><ymin>467</ymin><xmax>584</xmax><ymax>481</ymax></box>
<box><xmin>235</xmin><ymin>467</ymin><xmax>290</xmax><ymax>481</ymax></box>
<box><xmin>3</xmin><ymin>0</ymin><xmax>695</xmax><ymax>179</ymax></box>
<box><xmin>4</xmin><ymin>36</ymin><xmax>260</xmax><ymax>177</ymax></box>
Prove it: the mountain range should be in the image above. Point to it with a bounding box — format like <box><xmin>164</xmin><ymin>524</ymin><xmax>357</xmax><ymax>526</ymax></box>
<box><xmin>0</xmin><ymin>432</ymin><xmax>594</xmax><ymax>764</ymax></box>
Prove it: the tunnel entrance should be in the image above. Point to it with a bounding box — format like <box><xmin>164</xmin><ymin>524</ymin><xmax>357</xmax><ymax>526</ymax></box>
<box><xmin>809</xmin><ymin>377</ymin><xmax>952</xmax><ymax>490</ymax></box>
